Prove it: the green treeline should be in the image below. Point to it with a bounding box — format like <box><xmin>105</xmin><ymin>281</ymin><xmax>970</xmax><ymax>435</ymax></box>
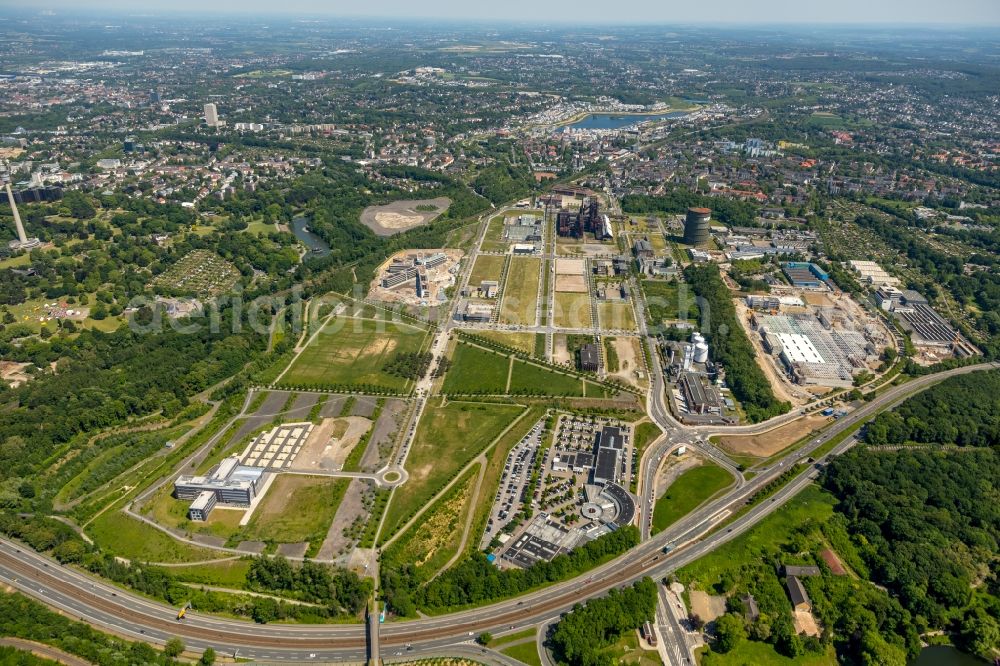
<box><xmin>821</xmin><ymin>449</ymin><xmax>1000</xmax><ymax>661</ymax></box>
<box><xmin>683</xmin><ymin>264</ymin><xmax>790</xmax><ymax>422</ymax></box>
<box><xmin>550</xmin><ymin>578</ymin><xmax>658</xmax><ymax>666</ymax></box>
<box><xmin>0</xmin><ymin>591</ymin><xmax>184</xmax><ymax>666</ymax></box>
<box><xmin>621</xmin><ymin>190</ymin><xmax>760</xmax><ymax>227</ymax></box>
<box><xmin>381</xmin><ymin>526</ymin><xmax>639</xmax><ymax>616</ymax></box>
<box><xmin>864</xmin><ymin>370</ymin><xmax>1000</xmax><ymax>447</ymax></box>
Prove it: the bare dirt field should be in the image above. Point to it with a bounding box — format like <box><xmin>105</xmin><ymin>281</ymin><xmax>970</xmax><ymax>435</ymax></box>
<box><xmin>293</xmin><ymin>417</ymin><xmax>373</xmax><ymax>471</ymax></box>
<box><xmin>555</xmin><ymin>258</ymin><xmax>586</xmax><ymax>275</ymax></box>
<box><xmin>361</xmin><ymin>400</ymin><xmax>406</xmax><ymax>471</ymax></box>
<box><xmin>802</xmin><ymin>292</ymin><xmax>835</xmax><ymax>307</ymax></box>
<box><xmin>609</xmin><ymin>337</ymin><xmax>646</xmax><ymax>388</ymax></box>
<box><xmin>690</xmin><ymin>590</ymin><xmax>727</xmax><ymax>623</ymax></box>
<box><xmin>794</xmin><ymin>609</ymin><xmax>822</xmax><ymax>637</ymax></box>
<box><xmin>317</xmin><ymin>478</ymin><xmax>373</xmax><ymax>562</ymax></box>
<box><xmin>555</xmin><ymin>274</ymin><xmax>589</xmax><ymax>293</ymax></box>
<box><xmin>361</xmin><ymin>197</ymin><xmax>451</xmax><ymax>236</ymax></box>
<box><xmin>552</xmin><ymin>335</ymin><xmax>572</xmax><ymax>365</ymax></box>
<box><xmin>717</xmin><ymin>414</ymin><xmax>830</xmax><ymax>457</ymax></box>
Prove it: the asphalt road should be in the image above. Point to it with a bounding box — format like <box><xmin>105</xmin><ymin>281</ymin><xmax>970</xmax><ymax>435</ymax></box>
<box><xmin>3</xmin><ymin>360</ymin><xmax>993</xmax><ymax>663</ymax></box>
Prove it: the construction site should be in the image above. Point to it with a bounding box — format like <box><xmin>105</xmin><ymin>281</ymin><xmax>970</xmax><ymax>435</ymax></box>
<box><xmin>740</xmin><ymin>288</ymin><xmax>893</xmax><ymax>397</ymax></box>
<box><xmin>369</xmin><ymin>249</ymin><xmax>463</xmax><ymax>306</ymax></box>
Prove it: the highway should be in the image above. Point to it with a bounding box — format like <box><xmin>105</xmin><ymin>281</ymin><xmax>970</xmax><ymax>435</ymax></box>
<box><xmin>2</xmin><ymin>361</ymin><xmax>993</xmax><ymax>662</ymax></box>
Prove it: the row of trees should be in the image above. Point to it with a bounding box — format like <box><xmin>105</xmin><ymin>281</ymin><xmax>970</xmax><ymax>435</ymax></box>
<box><xmin>381</xmin><ymin>526</ymin><xmax>639</xmax><ymax>616</ymax></box>
<box><xmin>683</xmin><ymin>264</ymin><xmax>790</xmax><ymax>422</ymax></box>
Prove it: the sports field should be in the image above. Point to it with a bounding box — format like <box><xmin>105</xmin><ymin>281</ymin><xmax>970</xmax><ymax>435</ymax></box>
<box><xmin>554</xmin><ymin>292</ymin><xmax>592</xmax><ymax>329</ymax></box>
<box><xmin>499</xmin><ymin>257</ymin><xmax>541</xmax><ymax>325</ymax></box>
<box><xmin>279</xmin><ymin>316</ymin><xmax>428</xmax><ymax>391</ymax></box>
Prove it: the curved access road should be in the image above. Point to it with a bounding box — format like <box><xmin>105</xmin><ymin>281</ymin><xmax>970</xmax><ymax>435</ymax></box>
<box><xmin>1</xmin><ymin>362</ymin><xmax>994</xmax><ymax>662</ymax></box>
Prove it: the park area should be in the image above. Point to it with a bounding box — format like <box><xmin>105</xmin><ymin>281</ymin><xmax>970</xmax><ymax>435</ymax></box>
<box><xmin>279</xmin><ymin>315</ymin><xmax>429</xmax><ymax>392</ymax></box>
<box><xmin>380</xmin><ymin>399</ymin><xmax>525</xmax><ymax>539</ymax></box>
<box><xmin>641</xmin><ymin>280</ymin><xmax>700</xmax><ymax>329</ymax></box>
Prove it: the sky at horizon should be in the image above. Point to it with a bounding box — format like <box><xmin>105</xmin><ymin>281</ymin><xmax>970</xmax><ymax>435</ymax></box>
<box><xmin>18</xmin><ymin>0</ymin><xmax>1000</xmax><ymax>25</ymax></box>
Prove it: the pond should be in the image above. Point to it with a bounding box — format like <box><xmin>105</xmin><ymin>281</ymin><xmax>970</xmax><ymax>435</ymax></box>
<box><xmin>291</xmin><ymin>215</ymin><xmax>331</xmax><ymax>259</ymax></box>
<box><xmin>910</xmin><ymin>646</ymin><xmax>984</xmax><ymax>666</ymax></box>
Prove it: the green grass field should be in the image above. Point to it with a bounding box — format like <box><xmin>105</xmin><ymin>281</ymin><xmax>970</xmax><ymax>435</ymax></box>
<box><xmin>472</xmin><ymin>330</ymin><xmax>540</xmax><ymax>356</ymax></box>
<box><xmin>480</xmin><ymin>216</ymin><xmax>508</xmax><ymax>253</ymax></box>
<box><xmin>603</xmin><ymin>632</ymin><xmax>662</xmax><ymax>666</ymax></box>
<box><xmin>242</xmin><ymin>475</ymin><xmax>349</xmax><ymax>552</ymax></box>
<box><xmin>677</xmin><ymin>484</ymin><xmax>836</xmax><ymax>587</ymax></box>
<box><xmin>597</xmin><ymin>301</ymin><xmax>637</xmax><ymax>331</ymax></box>
<box><xmin>168</xmin><ymin>559</ymin><xmax>253</xmax><ymax>589</ymax></box>
<box><xmin>442</xmin><ymin>343</ymin><xmax>511</xmax><ymax>394</ymax></box>
<box><xmin>508</xmin><ymin>360</ymin><xmax>585</xmax><ymax>396</ymax></box>
<box><xmin>500</xmin><ymin>641</ymin><xmax>542</xmax><ymax>666</ymax></box>
<box><xmin>500</xmin><ymin>257</ymin><xmax>541</xmax><ymax>325</ymax></box>
<box><xmin>554</xmin><ymin>292</ymin><xmax>592</xmax><ymax>329</ymax></box>
<box><xmin>642</xmin><ymin>280</ymin><xmax>700</xmax><ymax>327</ymax></box>
<box><xmin>469</xmin><ymin>254</ymin><xmax>506</xmax><ymax>285</ymax></box>
<box><xmin>87</xmin><ymin>510</ymin><xmax>219</xmax><ymax>563</ymax></box>
<box><xmin>381</xmin><ymin>400</ymin><xmax>525</xmax><ymax>539</ymax></box>
<box><xmin>279</xmin><ymin>316</ymin><xmax>427</xmax><ymax>391</ymax></box>
<box><xmin>652</xmin><ymin>463</ymin><xmax>734</xmax><ymax>534</ymax></box>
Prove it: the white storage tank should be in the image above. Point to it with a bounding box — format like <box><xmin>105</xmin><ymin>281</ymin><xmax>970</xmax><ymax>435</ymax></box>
<box><xmin>694</xmin><ymin>342</ymin><xmax>709</xmax><ymax>364</ymax></box>
<box><xmin>691</xmin><ymin>332</ymin><xmax>705</xmax><ymax>345</ymax></box>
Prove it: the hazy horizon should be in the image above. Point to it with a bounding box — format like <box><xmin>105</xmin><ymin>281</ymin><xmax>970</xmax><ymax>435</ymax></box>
<box><xmin>12</xmin><ymin>0</ymin><xmax>1000</xmax><ymax>26</ymax></box>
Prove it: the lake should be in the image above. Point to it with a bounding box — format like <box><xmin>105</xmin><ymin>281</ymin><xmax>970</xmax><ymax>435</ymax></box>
<box><xmin>911</xmin><ymin>646</ymin><xmax>984</xmax><ymax>666</ymax></box>
<box><xmin>291</xmin><ymin>215</ymin><xmax>331</xmax><ymax>259</ymax></box>
<box><xmin>561</xmin><ymin>111</ymin><xmax>689</xmax><ymax>131</ymax></box>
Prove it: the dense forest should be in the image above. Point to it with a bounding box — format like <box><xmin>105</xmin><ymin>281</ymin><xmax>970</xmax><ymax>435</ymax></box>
<box><xmin>820</xmin><ymin>449</ymin><xmax>1000</xmax><ymax>661</ymax></box>
<box><xmin>864</xmin><ymin>370</ymin><xmax>1000</xmax><ymax>447</ymax></box>
<box><xmin>381</xmin><ymin>526</ymin><xmax>639</xmax><ymax>616</ymax></box>
<box><xmin>549</xmin><ymin>578</ymin><xmax>658</xmax><ymax>666</ymax></box>
<box><xmin>683</xmin><ymin>264</ymin><xmax>790</xmax><ymax>422</ymax></box>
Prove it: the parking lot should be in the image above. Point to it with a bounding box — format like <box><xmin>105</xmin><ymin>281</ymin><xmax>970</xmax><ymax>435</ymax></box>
<box><xmin>480</xmin><ymin>418</ymin><xmax>548</xmax><ymax>548</ymax></box>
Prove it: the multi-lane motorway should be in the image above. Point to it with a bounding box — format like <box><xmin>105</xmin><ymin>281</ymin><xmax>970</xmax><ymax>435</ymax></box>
<box><xmin>2</xmin><ymin>361</ymin><xmax>994</xmax><ymax>663</ymax></box>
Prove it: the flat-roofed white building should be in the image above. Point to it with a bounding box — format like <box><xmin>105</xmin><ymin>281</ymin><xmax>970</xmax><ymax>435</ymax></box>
<box><xmin>777</xmin><ymin>333</ymin><xmax>825</xmax><ymax>365</ymax></box>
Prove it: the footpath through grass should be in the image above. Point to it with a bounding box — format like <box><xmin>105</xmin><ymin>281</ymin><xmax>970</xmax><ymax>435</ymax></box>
<box><xmin>651</xmin><ymin>463</ymin><xmax>733</xmax><ymax>534</ymax></box>
<box><xmin>380</xmin><ymin>399</ymin><xmax>525</xmax><ymax>539</ymax></box>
